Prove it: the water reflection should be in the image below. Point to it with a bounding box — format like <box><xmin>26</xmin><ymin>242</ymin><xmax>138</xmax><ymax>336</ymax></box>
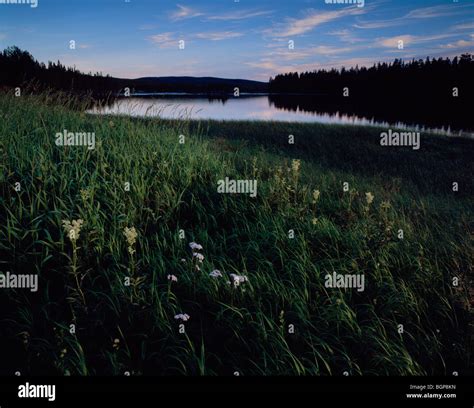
<box><xmin>89</xmin><ymin>95</ymin><xmax>472</xmax><ymax>137</ymax></box>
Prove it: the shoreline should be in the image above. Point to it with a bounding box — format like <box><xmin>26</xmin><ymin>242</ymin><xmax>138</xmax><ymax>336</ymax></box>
<box><xmin>86</xmin><ymin>110</ymin><xmax>474</xmax><ymax>139</ymax></box>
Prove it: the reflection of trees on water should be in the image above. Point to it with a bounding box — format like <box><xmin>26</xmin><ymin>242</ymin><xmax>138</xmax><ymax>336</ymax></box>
<box><xmin>92</xmin><ymin>94</ymin><xmax>471</xmax><ymax>133</ymax></box>
<box><xmin>268</xmin><ymin>55</ymin><xmax>473</xmax><ymax>132</ymax></box>
<box><xmin>268</xmin><ymin>94</ymin><xmax>471</xmax><ymax>132</ymax></box>
<box><xmin>207</xmin><ymin>96</ymin><xmax>228</xmax><ymax>104</ymax></box>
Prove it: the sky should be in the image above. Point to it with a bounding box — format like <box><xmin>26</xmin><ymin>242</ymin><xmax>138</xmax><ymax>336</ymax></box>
<box><xmin>0</xmin><ymin>0</ymin><xmax>473</xmax><ymax>80</ymax></box>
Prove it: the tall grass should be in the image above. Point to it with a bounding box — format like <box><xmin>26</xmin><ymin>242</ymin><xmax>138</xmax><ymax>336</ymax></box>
<box><xmin>0</xmin><ymin>91</ymin><xmax>472</xmax><ymax>376</ymax></box>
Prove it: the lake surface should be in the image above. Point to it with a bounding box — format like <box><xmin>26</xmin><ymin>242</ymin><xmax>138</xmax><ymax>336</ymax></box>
<box><xmin>89</xmin><ymin>95</ymin><xmax>472</xmax><ymax>137</ymax></box>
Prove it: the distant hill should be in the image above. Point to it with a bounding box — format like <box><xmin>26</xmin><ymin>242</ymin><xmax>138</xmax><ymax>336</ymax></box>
<box><xmin>127</xmin><ymin>76</ymin><xmax>269</xmax><ymax>94</ymax></box>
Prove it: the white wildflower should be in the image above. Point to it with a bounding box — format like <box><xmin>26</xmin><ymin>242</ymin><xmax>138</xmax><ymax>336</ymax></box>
<box><xmin>209</xmin><ymin>270</ymin><xmax>223</xmax><ymax>278</ymax></box>
<box><xmin>174</xmin><ymin>313</ymin><xmax>190</xmax><ymax>322</ymax></box>
<box><xmin>123</xmin><ymin>227</ymin><xmax>138</xmax><ymax>255</ymax></box>
<box><xmin>62</xmin><ymin>219</ymin><xmax>84</xmax><ymax>242</ymax></box>
<box><xmin>291</xmin><ymin>159</ymin><xmax>301</xmax><ymax>173</ymax></box>
<box><xmin>229</xmin><ymin>273</ymin><xmax>248</xmax><ymax>288</ymax></box>
<box><xmin>193</xmin><ymin>252</ymin><xmax>204</xmax><ymax>262</ymax></box>
<box><xmin>167</xmin><ymin>274</ymin><xmax>178</xmax><ymax>282</ymax></box>
<box><xmin>312</xmin><ymin>189</ymin><xmax>320</xmax><ymax>203</ymax></box>
<box><xmin>189</xmin><ymin>242</ymin><xmax>203</xmax><ymax>251</ymax></box>
<box><xmin>365</xmin><ymin>192</ymin><xmax>374</xmax><ymax>205</ymax></box>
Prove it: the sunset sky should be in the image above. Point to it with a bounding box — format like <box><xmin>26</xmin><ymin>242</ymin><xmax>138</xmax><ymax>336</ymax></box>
<box><xmin>0</xmin><ymin>0</ymin><xmax>472</xmax><ymax>80</ymax></box>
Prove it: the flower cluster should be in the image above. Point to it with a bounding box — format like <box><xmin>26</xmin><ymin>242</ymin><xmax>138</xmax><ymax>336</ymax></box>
<box><xmin>209</xmin><ymin>269</ymin><xmax>223</xmax><ymax>278</ymax></box>
<box><xmin>193</xmin><ymin>253</ymin><xmax>204</xmax><ymax>262</ymax></box>
<box><xmin>365</xmin><ymin>192</ymin><xmax>374</xmax><ymax>205</ymax></box>
<box><xmin>229</xmin><ymin>273</ymin><xmax>248</xmax><ymax>288</ymax></box>
<box><xmin>171</xmin><ymin>242</ymin><xmax>250</xmax><ymax>298</ymax></box>
<box><xmin>189</xmin><ymin>241</ymin><xmax>204</xmax><ymax>271</ymax></box>
<box><xmin>80</xmin><ymin>189</ymin><xmax>91</xmax><ymax>202</ymax></box>
<box><xmin>291</xmin><ymin>159</ymin><xmax>301</xmax><ymax>174</ymax></box>
<box><xmin>189</xmin><ymin>242</ymin><xmax>203</xmax><ymax>251</ymax></box>
<box><xmin>62</xmin><ymin>219</ymin><xmax>84</xmax><ymax>242</ymax></box>
<box><xmin>123</xmin><ymin>227</ymin><xmax>138</xmax><ymax>255</ymax></box>
<box><xmin>312</xmin><ymin>189</ymin><xmax>320</xmax><ymax>204</ymax></box>
<box><xmin>174</xmin><ymin>313</ymin><xmax>190</xmax><ymax>322</ymax></box>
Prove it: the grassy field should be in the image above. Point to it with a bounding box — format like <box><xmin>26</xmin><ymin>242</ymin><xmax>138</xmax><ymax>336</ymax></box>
<box><xmin>0</xmin><ymin>91</ymin><xmax>472</xmax><ymax>376</ymax></box>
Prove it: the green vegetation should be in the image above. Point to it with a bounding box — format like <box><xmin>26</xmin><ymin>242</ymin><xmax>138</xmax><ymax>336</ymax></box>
<box><xmin>0</xmin><ymin>91</ymin><xmax>472</xmax><ymax>375</ymax></box>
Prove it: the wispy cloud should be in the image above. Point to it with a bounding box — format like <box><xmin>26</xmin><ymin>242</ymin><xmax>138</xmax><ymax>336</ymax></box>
<box><xmin>195</xmin><ymin>31</ymin><xmax>243</xmax><ymax>41</ymax></box>
<box><xmin>451</xmin><ymin>22</ymin><xmax>474</xmax><ymax>31</ymax></box>
<box><xmin>353</xmin><ymin>20</ymin><xmax>402</xmax><ymax>29</ymax></box>
<box><xmin>376</xmin><ymin>33</ymin><xmax>458</xmax><ymax>48</ymax></box>
<box><xmin>355</xmin><ymin>3</ymin><xmax>474</xmax><ymax>29</ymax></box>
<box><xmin>170</xmin><ymin>4</ymin><xmax>203</xmax><ymax>21</ymax></box>
<box><xmin>327</xmin><ymin>29</ymin><xmax>364</xmax><ymax>44</ymax></box>
<box><xmin>148</xmin><ymin>32</ymin><xmax>178</xmax><ymax>49</ymax></box>
<box><xmin>207</xmin><ymin>9</ymin><xmax>273</xmax><ymax>21</ymax></box>
<box><xmin>149</xmin><ymin>30</ymin><xmax>243</xmax><ymax>46</ymax></box>
<box><xmin>376</xmin><ymin>34</ymin><xmax>417</xmax><ymax>48</ymax></box>
<box><xmin>440</xmin><ymin>38</ymin><xmax>474</xmax><ymax>49</ymax></box>
<box><xmin>266</xmin><ymin>44</ymin><xmax>356</xmax><ymax>60</ymax></box>
<box><xmin>246</xmin><ymin>55</ymin><xmax>392</xmax><ymax>79</ymax></box>
<box><xmin>404</xmin><ymin>4</ymin><xmax>471</xmax><ymax>19</ymax></box>
<box><xmin>266</xmin><ymin>7</ymin><xmax>368</xmax><ymax>37</ymax></box>
<box><xmin>311</xmin><ymin>45</ymin><xmax>355</xmax><ymax>56</ymax></box>
<box><xmin>264</xmin><ymin>49</ymin><xmax>312</xmax><ymax>60</ymax></box>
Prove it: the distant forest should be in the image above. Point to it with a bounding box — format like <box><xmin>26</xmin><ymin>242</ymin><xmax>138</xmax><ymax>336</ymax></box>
<box><xmin>269</xmin><ymin>54</ymin><xmax>473</xmax><ymax>131</ymax></box>
<box><xmin>1</xmin><ymin>46</ymin><xmax>472</xmax><ymax>99</ymax></box>
<box><xmin>0</xmin><ymin>46</ymin><xmax>266</xmax><ymax>95</ymax></box>
<box><xmin>0</xmin><ymin>47</ymin><xmax>121</xmax><ymax>94</ymax></box>
<box><xmin>269</xmin><ymin>54</ymin><xmax>473</xmax><ymax>99</ymax></box>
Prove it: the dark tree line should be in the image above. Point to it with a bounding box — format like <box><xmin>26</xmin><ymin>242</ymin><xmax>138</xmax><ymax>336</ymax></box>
<box><xmin>268</xmin><ymin>54</ymin><xmax>473</xmax><ymax>131</ymax></box>
<box><xmin>0</xmin><ymin>46</ymin><xmax>123</xmax><ymax>95</ymax></box>
<box><xmin>269</xmin><ymin>54</ymin><xmax>473</xmax><ymax>100</ymax></box>
<box><xmin>2</xmin><ymin>46</ymin><xmax>471</xmax><ymax>100</ymax></box>
<box><xmin>0</xmin><ymin>46</ymin><xmax>267</xmax><ymax>95</ymax></box>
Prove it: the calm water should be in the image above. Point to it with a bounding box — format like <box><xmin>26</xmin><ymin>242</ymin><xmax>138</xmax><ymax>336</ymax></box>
<box><xmin>89</xmin><ymin>95</ymin><xmax>471</xmax><ymax>137</ymax></box>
